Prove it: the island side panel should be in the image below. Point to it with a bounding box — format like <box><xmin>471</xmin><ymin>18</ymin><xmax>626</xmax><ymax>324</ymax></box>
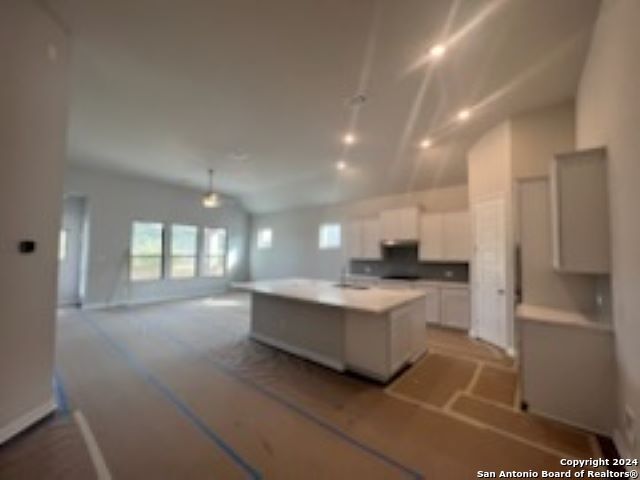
<box><xmin>250</xmin><ymin>292</ymin><xmax>346</xmax><ymax>371</ymax></box>
<box><xmin>345</xmin><ymin>298</ymin><xmax>427</xmax><ymax>382</ymax></box>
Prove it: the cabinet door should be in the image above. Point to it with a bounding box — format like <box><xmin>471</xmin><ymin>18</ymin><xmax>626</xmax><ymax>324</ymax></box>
<box><xmin>380</xmin><ymin>210</ymin><xmax>397</xmax><ymax>242</ymax></box>
<box><xmin>422</xmin><ymin>286</ymin><xmax>441</xmax><ymax>325</ymax></box>
<box><xmin>400</xmin><ymin>207</ymin><xmax>420</xmax><ymax>240</ymax></box>
<box><xmin>361</xmin><ymin>218</ymin><xmax>382</xmax><ymax>259</ymax></box>
<box><xmin>440</xmin><ymin>288</ymin><xmax>470</xmax><ymax>330</ymax></box>
<box><xmin>443</xmin><ymin>211</ymin><xmax>471</xmax><ymax>261</ymax></box>
<box><xmin>419</xmin><ymin>214</ymin><xmax>443</xmax><ymax>261</ymax></box>
<box><xmin>346</xmin><ymin>221</ymin><xmax>362</xmax><ymax>259</ymax></box>
<box><xmin>389</xmin><ymin>305</ymin><xmax>413</xmax><ymax>371</ymax></box>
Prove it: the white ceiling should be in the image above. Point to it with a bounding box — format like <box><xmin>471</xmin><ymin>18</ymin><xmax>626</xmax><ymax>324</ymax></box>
<box><xmin>47</xmin><ymin>0</ymin><xmax>601</xmax><ymax>212</ymax></box>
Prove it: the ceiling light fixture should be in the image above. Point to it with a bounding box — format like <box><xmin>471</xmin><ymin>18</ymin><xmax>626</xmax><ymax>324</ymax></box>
<box><xmin>457</xmin><ymin>109</ymin><xmax>471</xmax><ymax>121</ymax></box>
<box><xmin>420</xmin><ymin>138</ymin><xmax>433</xmax><ymax>149</ymax></box>
<box><xmin>343</xmin><ymin>133</ymin><xmax>356</xmax><ymax>145</ymax></box>
<box><xmin>336</xmin><ymin>160</ymin><xmax>347</xmax><ymax>171</ymax></box>
<box><xmin>429</xmin><ymin>44</ymin><xmax>447</xmax><ymax>59</ymax></box>
<box><xmin>202</xmin><ymin>169</ymin><xmax>220</xmax><ymax>208</ymax></box>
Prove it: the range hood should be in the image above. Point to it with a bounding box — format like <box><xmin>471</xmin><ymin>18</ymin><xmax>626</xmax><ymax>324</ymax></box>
<box><xmin>381</xmin><ymin>239</ymin><xmax>419</xmax><ymax>247</ymax></box>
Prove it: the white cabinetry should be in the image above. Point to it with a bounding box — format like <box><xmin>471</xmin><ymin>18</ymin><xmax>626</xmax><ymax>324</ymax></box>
<box><xmin>440</xmin><ymin>287</ymin><xmax>471</xmax><ymax>330</ymax></box>
<box><xmin>550</xmin><ymin>147</ymin><xmax>610</xmax><ymax>273</ymax></box>
<box><xmin>380</xmin><ymin>207</ymin><xmax>420</xmax><ymax>242</ymax></box>
<box><xmin>416</xmin><ymin>282</ymin><xmax>470</xmax><ymax>330</ymax></box>
<box><xmin>422</xmin><ymin>286</ymin><xmax>441</xmax><ymax>325</ymax></box>
<box><xmin>518</xmin><ymin>305</ymin><xmax>615</xmax><ymax>434</ymax></box>
<box><xmin>419</xmin><ymin>215</ymin><xmax>444</xmax><ymax>260</ymax></box>
<box><xmin>419</xmin><ymin>211</ymin><xmax>471</xmax><ymax>261</ymax></box>
<box><xmin>346</xmin><ymin>218</ymin><xmax>381</xmax><ymax>259</ymax></box>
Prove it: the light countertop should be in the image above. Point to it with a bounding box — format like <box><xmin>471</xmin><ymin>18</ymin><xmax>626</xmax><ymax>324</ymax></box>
<box><xmin>516</xmin><ymin>304</ymin><xmax>613</xmax><ymax>332</ymax></box>
<box><xmin>233</xmin><ymin>278</ymin><xmax>426</xmax><ymax>314</ymax></box>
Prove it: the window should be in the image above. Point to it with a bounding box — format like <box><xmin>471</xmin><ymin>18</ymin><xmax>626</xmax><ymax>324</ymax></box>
<box><xmin>202</xmin><ymin>228</ymin><xmax>227</xmax><ymax>277</ymax></box>
<box><xmin>170</xmin><ymin>224</ymin><xmax>198</xmax><ymax>278</ymax></box>
<box><xmin>257</xmin><ymin>228</ymin><xmax>273</xmax><ymax>250</ymax></box>
<box><xmin>319</xmin><ymin>223</ymin><xmax>341</xmax><ymax>249</ymax></box>
<box><xmin>59</xmin><ymin>229</ymin><xmax>68</xmax><ymax>261</ymax></box>
<box><xmin>130</xmin><ymin>222</ymin><xmax>164</xmax><ymax>281</ymax></box>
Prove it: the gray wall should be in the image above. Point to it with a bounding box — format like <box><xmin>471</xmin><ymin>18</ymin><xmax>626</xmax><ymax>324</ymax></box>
<box><xmin>510</xmin><ymin>102</ymin><xmax>601</xmax><ymax>314</ymax></box>
<box><xmin>64</xmin><ymin>166</ymin><xmax>251</xmax><ymax>308</ymax></box>
<box><xmin>250</xmin><ymin>185</ymin><xmax>468</xmax><ymax>280</ymax></box>
<box><xmin>576</xmin><ymin>0</ymin><xmax>640</xmax><ymax>459</ymax></box>
<box><xmin>0</xmin><ymin>0</ymin><xmax>69</xmax><ymax>441</ymax></box>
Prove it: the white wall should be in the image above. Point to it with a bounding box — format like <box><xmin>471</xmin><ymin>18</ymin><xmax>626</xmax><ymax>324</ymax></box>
<box><xmin>250</xmin><ymin>185</ymin><xmax>468</xmax><ymax>281</ymax></box>
<box><xmin>467</xmin><ymin>122</ymin><xmax>515</xmax><ymax>351</ymax></box>
<box><xmin>0</xmin><ymin>0</ymin><xmax>69</xmax><ymax>442</ymax></box>
<box><xmin>64</xmin><ymin>166</ymin><xmax>251</xmax><ymax>308</ymax></box>
<box><xmin>576</xmin><ymin>0</ymin><xmax>640</xmax><ymax>459</ymax></box>
<box><xmin>510</xmin><ymin>102</ymin><xmax>601</xmax><ymax>313</ymax></box>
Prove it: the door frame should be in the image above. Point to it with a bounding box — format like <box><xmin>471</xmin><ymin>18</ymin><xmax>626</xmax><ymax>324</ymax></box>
<box><xmin>57</xmin><ymin>194</ymin><xmax>89</xmax><ymax>307</ymax></box>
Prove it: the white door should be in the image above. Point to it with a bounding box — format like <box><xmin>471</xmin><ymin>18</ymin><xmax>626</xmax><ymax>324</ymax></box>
<box><xmin>57</xmin><ymin>196</ymin><xmax>85</xmax><ymax>306</ymax></box>
<box><xmin>472</xmin><ymin>197</ymin><xmax>508</xmax><ymax>348</ymax></box>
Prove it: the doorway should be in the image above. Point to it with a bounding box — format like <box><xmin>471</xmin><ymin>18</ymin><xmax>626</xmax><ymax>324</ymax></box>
<box><xmin>471</xmin><ymin>196</ymin><xmax>510</xmax><ymax>350</ymax></box>
<box><xmin>58</xmin><ymin>195</ymin><xmax>87</xmax><ymax>307</ymax></box>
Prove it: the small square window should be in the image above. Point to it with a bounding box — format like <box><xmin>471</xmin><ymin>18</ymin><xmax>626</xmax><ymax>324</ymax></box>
<box><xmin>257</xmin><ymin>228</ymin><xmax>273</xmax><ymax>250</ymax></box>
<box><xmin>319</xmin><ymin>223</ymin><xmax>341</xmax><ymax>250</ymax></box>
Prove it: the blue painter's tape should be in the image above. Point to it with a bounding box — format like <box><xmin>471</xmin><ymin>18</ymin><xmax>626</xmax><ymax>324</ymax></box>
<box><xmin>151</xmin><ymin>322</ymin><xmax>424</xmax><ymax>480</ymax></box>
<box><xmin>53</xmin><ymin>369</ymin><xmax>70</xmax><ymax>416</ymax></box>
<box><xmin>81</xmin><ymin>313</ymin><xmax>261</xmax><ymax>480</ymax></box>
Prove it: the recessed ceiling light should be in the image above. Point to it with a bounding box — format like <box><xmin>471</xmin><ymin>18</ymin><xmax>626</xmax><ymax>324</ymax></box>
<box><xmin>420</xmin><ymin>138</ymin><xmax>433</xmax><ymax>149</ymax></box>
<box><xmin>457</xmin><ymin>109</ymin><xmax>471</xmax><ymax>121</ymax></box>
<box><xmin>429</xmin><ymin>44</ymin><xmax>446</xmax><ymax>59</ymax></box>
<box><xmin>343</xmin><ymin>133</ymin><xmax>356</xmax><ymax>145</ymax></box>
<box><xmin>336</xmin><ymin>160</ymin><xmax>347</xmax><ymax>170</ymax></box>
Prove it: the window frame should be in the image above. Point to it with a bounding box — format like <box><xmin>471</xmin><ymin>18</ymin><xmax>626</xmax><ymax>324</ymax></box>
<box><xmin>318</xmin><ymin>222</ymin><xmax>342</xmax><ymax>250</ymax></box>
<box><xmin>129</xmin><ymin>221</ymin><xmax>165</xmax><ymax>282</ymax></box>
<box><xmin>169</xmin><ymin>223</ymin><xmax>199</xmax><ymax>280</ymax></box>
<box><xmin>201</xmin><ymin>227</ymin><xmax>228</xmax><ymax>278</ymax></box>
<box><xmin>257</xmin><ymin>227</ymin><xmax>273</xmax><ymax>250</ymax></box>
<box><xmin>59</xmin><ymin>229</ymin><xmax>68</xmax><ymax>262</ymax></box>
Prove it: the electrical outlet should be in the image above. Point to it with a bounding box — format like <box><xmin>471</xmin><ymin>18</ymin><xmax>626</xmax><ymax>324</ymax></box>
<box><xmin>623</xmin><ymin>405</ymin><xmax>637</xmax><ymax>450</ymax></box>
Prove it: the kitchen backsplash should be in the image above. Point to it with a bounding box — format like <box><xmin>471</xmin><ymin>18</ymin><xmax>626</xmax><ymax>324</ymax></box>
<box><xmin>350</xmin><ymin>258</ymin><xmax>469</xmax><ymax>282</ymax></box>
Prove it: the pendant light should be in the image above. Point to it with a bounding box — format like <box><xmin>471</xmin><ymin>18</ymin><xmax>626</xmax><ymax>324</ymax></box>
<box><xmin>202</xmin><ymin>169</ymin><xmax>219</xmax><ymax>208</ymax></box>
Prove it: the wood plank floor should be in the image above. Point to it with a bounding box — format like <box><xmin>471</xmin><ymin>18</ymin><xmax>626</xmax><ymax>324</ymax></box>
<box><xmin>1</xmin><ymin>292</ymin><xmax>602</xmax><ymax>479</ymax></box>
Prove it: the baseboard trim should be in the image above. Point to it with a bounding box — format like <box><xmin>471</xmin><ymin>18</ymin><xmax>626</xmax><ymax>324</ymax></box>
<box><xmin>81</xmin><ymin>289</ymin><xmax>229</xmax><ymax>311</ymax></box>
<box><xmin>0</xmin><ymin>397</ymin><xmax>56</xmax><ymax>445</ymax></box>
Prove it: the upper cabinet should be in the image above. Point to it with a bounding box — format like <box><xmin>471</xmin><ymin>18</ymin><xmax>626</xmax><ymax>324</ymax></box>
<box><xmin>380</xmin><ymin>207</ymin><xmax>420</xmax><ymax>242</ymax></box>
<box><xmin>346</xmin><ymin>217</ymin><xmax>381</xmax><ymax>260</ymax></box>
<box><xmin>550</xmin><ymin>147</ymin><xmax>610</xmax><ymax>274</ymax></box>
<box><xmin>419</xmin><ymin>211</ymin><xmax>471</xmax><ymax>262</ymax></box>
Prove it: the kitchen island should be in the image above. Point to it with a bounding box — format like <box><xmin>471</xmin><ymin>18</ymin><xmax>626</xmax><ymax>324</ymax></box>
<box><xmin>234</xmin><ymin>278</ymin><xmax>427</xmax><ymax>382</ymax></box>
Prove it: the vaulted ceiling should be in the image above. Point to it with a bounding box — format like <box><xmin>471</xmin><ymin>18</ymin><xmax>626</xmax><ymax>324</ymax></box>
<box><xmin>47</xmin><ymin>0</ymin><xmax>601</xmax><ymax>212</ymax></box>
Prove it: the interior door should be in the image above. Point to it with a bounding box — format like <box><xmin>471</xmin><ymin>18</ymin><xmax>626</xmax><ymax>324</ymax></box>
<box><xmin>472</xmin><ymin>197</ymin><xmax>508</xmax><ymax>348</ymax></box>
<box><xmin>57</xmin><ymin>196</ymin><xmax>85</xmax><ymax>306</ymax></box>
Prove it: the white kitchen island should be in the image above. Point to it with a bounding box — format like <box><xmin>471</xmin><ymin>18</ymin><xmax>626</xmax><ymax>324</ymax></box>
<box><xmin>234</xmin><ymin>278</ymin><xmax>427</xmax><ymax>382</ymax></box>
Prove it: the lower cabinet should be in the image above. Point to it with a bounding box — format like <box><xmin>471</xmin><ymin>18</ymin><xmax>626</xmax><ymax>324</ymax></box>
<box><xmin>440</xmin><ymin>288</ymin><xmax>471</xmax><ymax>330</ymax></box>
<box><xmin>423</xmin><ymin>286</ymin><xmax>440</xmax><ymax>325</ymax></box>
<box><xmin>418</xmin><ymin>282</ymin><xmax>470</xmax><ymax>330</ymax></box>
